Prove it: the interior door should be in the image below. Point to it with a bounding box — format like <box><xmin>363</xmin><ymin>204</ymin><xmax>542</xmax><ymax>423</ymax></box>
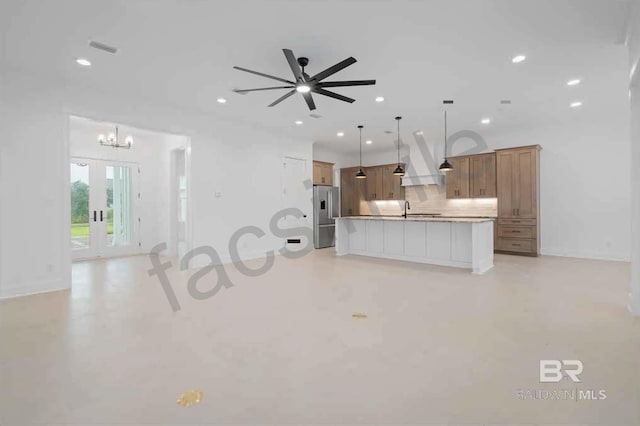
<box><xmin>70</xmin><ymin>158</ymin><xmax>140</xmax><ymax>260</ymax></box>
<box><xmin>281</xmin><ymin>157</ymin><xmax>312</xmax><ymax>248</ymax></box>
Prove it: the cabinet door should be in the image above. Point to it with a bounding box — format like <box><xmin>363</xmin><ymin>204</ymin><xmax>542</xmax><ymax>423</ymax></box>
<box><xmin>514</xmin><ymin>149</ymin><xmax>537</xmax><ymax>218</ymax></box>
<box><xmin>381</xmin><ymin>165</ymin><xmax>404</xmax><ymax>200</ymax></box>
<box><xmin>470</xmin><ymin>154</ymin><xmax>496</xmax><ymax>198</ymax></box>
<box><xmin>496</xmin><ymin>151</ymin><xmax>515</xmax><ymax>217</ymax></box>
<box><xmin>340</xmin><ymin>168</ymin><xmax>354</xmax><ymax>216</ymax></box>
<box><xmin>366</xmin><ymin>167</ymin><xmax>383</xmax><ymax>200</ymax></box>
<box><xmin>313</xmin><ymin>162</ymin><xmax>323</xmax><ymax>185</ymax></box>
<box><xmin>445</xmin><ymin>157</ymin><xmax>470</xmax><ymax>199</ymax></box>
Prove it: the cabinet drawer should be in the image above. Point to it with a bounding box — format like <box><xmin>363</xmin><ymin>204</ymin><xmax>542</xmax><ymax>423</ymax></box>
<box><xmin>498</xmin><ymin>218</ymin><xmax>536</xmax><ymax>226</ymax></box>
<box><xmin>498</xmin><ymin>225</ymin><xmax>536</xmax><ymax>239</ymax></box>
<box><xmin>497</xmin><ymin>237</ymin><xmax>536</xmax><ymax>253</ymax></box>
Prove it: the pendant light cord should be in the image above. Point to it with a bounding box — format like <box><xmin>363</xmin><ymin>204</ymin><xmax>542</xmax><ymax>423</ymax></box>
<box><xmin>444</xmin><ymin>111</ymin><xmax>447</xmax><ymax>160</ymax></box>
<box><xmin>359</xmin><ymin>125</ymin><xmax>363</xmax><ymax>169</ymax></box>
<box><xmin>397</xmin><ymin>117</ymin><xmax>400</xmax><ymax>164</ymax></box>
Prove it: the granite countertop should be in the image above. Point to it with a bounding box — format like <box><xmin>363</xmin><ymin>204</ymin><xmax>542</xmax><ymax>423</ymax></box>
<box><xmin>339</xmin><ymin>215</ymin><xmax>495</xmax><ymax>223</ymax></box>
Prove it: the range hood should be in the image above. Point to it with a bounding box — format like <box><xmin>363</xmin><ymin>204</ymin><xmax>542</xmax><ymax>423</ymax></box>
<box><xmin>401</xmin><ymin>173</ymin><xmax>443</xmax><ymax>186</ymax></box>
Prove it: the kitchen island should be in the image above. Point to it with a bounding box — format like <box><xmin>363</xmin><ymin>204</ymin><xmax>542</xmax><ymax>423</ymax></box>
<box><xmin>336</xmin><ymin>216</ymin><xmax>494</xmax><ymax>274</ymax></box>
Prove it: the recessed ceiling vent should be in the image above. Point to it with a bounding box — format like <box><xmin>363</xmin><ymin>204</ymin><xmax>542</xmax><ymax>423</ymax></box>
<box><xmin>500</xmin><ymin>100</ymin><xmax>512</xmax><ymax>104</ymax></box>
<box><xmin>89</xmin><ymin>40</ymin><xmax>118</xmax><ymax>54</ymax></box>
<box><xmin>443</xmin><ymin>100</ymin><xmax>454</xmax><ymax>104</ymax></box>
<box><xmin>309</xmin><ymin>113</ymin><xmax>322</xmax><ymax>119</ymax></box>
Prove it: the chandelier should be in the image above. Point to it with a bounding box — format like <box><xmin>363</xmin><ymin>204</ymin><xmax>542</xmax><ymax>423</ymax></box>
<box><xmin>98</xmin><ymin>126</ymin><xmax>133</xmax><ymax>149</ymax></box>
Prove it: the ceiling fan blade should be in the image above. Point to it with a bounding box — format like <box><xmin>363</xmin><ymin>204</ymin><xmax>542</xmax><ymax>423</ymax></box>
<box><xmin>268</xmin><ymin>89</ymin><xmax>296</xmax><ymax>107</ymax></box>
<box><xmin>318</xmin><ymin>79</ymin><xmax>376</xmax><ymax>88</ymax></box>
<box><xmin>311</xmin><ymin>57</ymin><xmax>357</xmax><ymax>81</ymax></box>
<box><xmin>312</xmin><ymin>88</ymin><xmax>355</xmax><ymax>103</ymax></box>
<box><xmin>302</xmin><ymin>92</ymin><xmax>316</xmax><ymax>110</ymax></box>
<box><xmin>233</xmin><ymin>66</ymin><xmax>294</xmax><ymax>85</ymax></box>
<box><xmin>233</xmin><ymin>86</ymin><xmax>294</xmax><ymax>93</ymax></box>
<box><xmin>282</xmin><ymin>49</ymin><xmax>305</xmax><ymax>83</ymax></box>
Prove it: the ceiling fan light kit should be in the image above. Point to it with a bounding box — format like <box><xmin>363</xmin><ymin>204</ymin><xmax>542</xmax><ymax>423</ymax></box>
<box><xmin>233</xmin><ymin>49</ymin><xmax>376</xmax><ymax>111</ymax></box>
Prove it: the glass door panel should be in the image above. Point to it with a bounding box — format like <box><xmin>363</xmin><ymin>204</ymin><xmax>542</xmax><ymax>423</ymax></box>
<box><xmin>106</xmin><ymin>165</ymin><xmax>133</xmax><ymax>247</ymax></box>
<box><xmin>70</xmin><ymin>161</ymin><xmax>97</xmax><ymax>259</ymax></box>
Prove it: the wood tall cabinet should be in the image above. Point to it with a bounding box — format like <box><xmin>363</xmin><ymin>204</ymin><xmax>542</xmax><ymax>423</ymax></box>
<box><xmin>313</xmin><ymin>161</ymin><xmax>334</xmax><ymax>186</ymax></box>
<box><xmin>495</xmin><ymin>145</ymin><xmax>541</xmax><ymax>256</ymax></box>
<box><xmin>340</xmin><ymin>167</ymin><xmax>364</xmax><ymax>216</ymax></box>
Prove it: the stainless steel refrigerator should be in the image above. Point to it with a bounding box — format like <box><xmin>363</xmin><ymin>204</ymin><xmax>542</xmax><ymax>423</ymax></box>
<box><xmin>313</xmin><ymin>185</ymin><xmax>339</xmax><ymax>249</ymax></box>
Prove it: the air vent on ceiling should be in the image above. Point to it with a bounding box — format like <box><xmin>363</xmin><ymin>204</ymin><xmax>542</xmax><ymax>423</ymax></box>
<box><xmin>309</xmin><ymin>113</ymin><xmax>322</xmax><ymax>119</ymax></box>
<box><xmin>443</xmin><ymin>100</ymin><xmax>454</xmax><ymax>104</ymax></box>
<box><xmin>500</xmin><ymin>100</ymin><xmax>512</xmax><ymax>104</ymax></box>
<box><xmin>384</xmin><ymin>130</ymin><xmax>393</xmax><ymax>134</ymax></box>
<box><xmin>89</xmin><ymin>40</ymin><xmax>118</xmax><ymax>54</ymax></box>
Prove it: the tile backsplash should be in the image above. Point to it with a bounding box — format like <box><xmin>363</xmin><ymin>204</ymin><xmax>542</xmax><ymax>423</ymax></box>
<box><xmin>359</xmin><ymin>184</ymin><xmax>497</xmax><ymax>217</ymax></box>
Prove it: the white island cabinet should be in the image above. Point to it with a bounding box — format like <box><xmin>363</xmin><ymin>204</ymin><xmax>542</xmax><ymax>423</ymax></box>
<box><xmin>336</xmin><ymin>217</ymin><xmax>494</xmax><ymax>274</ymax></box>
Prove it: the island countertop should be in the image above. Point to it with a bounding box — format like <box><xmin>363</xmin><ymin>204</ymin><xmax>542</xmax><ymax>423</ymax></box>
<box><xmin>339</xmin><ymin>215</ymin><xmax>495</xmax><ymax>223</ymax></box>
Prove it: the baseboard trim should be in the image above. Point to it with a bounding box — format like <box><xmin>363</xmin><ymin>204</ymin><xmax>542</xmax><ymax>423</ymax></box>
<box><xmin>0</xmin><ymin>279</ymin><xmax>70</xmax><ymax>300</ymax></box>
<box><xmin>541</xmin><ymin>248</ymin><xmax>631</xmax><ymax>262</ymax></box>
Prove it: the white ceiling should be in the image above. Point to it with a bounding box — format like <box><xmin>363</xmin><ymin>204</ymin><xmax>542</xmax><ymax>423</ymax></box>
<box><xmin>0</xmin><ymin>0</ymin><xmax>632</xmax><ymax>154</ymax></box>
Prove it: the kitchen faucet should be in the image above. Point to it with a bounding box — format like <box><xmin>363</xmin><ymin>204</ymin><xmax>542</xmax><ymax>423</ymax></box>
<box><xmin>403</xmin><ymin>200</ymin><xmax>411</xmax><ymax>218</ymax></box>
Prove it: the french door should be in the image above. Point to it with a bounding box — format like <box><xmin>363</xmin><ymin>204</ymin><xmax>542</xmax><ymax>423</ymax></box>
<box><xmin>70</xmin><ymin>158</ymin><xmax>140</xmax><ymax>260</ymax></box>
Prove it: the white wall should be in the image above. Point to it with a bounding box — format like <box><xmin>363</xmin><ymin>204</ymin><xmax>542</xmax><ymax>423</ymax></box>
<box><xmin>627</xmin><ymin>0</ymin><xmax>640</xmax><ymax>314</ymax></box>
<box><xmin>0</xmin><ymin>67</ymin><xmax>312</xmax><ymax>299</ymax></box>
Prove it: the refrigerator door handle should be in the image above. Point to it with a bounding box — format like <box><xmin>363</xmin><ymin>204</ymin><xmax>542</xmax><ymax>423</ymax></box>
<box><xmin>328</xmin><ymin>189</ymin><xmax>333</xmax><ymax>219</ymax></box>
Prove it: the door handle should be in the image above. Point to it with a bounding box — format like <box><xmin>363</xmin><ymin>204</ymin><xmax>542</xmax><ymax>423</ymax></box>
<box><xmin>100</xmin><ymin>210</ymin><xmax>104</xmax><ymax>222</ymax></box>
<box><xmin>516</xmin><ymin>208</ymin><xmax>520</xmax><ymax>216</ymax></box>
<box><xmin>328</xmin><ymin>191</ymin><xmax>333</xmax><ymax>219</ymax></box>
<box><xmin>93</xmin><ymin>211</ymin><xmax>97</xmax><ymax>222</ymax></box>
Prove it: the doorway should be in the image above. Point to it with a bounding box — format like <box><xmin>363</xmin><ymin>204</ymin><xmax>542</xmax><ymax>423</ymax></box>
<box><xmin>70</xmin><ymin>158</ymin><xmax>140</xmax><ymax>260</ymax></box>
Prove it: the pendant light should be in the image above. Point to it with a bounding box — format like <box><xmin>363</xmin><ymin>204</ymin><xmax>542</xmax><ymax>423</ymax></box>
<box><xmin>439</xmin><ymin>111</ymin><xmax>453</xmax><ymax>172</ymax></box>
<box><xmin>355</xmin><ymin>125</ymin><xmax>367</xmax><ymax>179</ymax></box>
<box><xmin>393</xmin><ymin>116</ymin><xmax>405</xmax><ymax>176</ymax></box>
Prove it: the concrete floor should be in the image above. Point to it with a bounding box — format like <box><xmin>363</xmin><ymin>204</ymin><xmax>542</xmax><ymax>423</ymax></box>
<box><xmin>0</xmin><ymin>250</ymin><xmax>639</xmax><ymax>425</ymax></box>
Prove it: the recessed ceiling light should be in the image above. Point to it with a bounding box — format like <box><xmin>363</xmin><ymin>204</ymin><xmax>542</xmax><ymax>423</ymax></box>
<box><xmin>567</xmin><ymin>79</ymin><xmax>581</xmax><ymax>86</ymax></box>
<box><xmin>570</xmin><ymin>101</ymin><xmax>583</xmax><ymax>108</ymax></box>
<box><xmin>366</xmin><ymin>140</ymin><xmax>373</xmax><ymax>145</ymax></box>
<box><xmin>481</xmin><ymin>118</ymin><xmax>491</xmax><ymax>124</ymax></box>
<box><xmin>76</xmin><ymin>58</ymin><xmax>91</xmax><ymax>67</ymax></box>
<box><xmin>216</xmin><ymin>97</ymin><xmax>227</xmax><ymax>104</ymax></box>
<box><xmin>375</xmin><ymin>96</ymin><xmax>385</xmax><ymax>102</ymax></box>
<box><xmin>296</xmin><ymin>85</ymin><xmax>311</xmax><ymax>93</ymax></box>
<box><xmin>337</xmin><ymin>131</ymin><xmax>344</xmax><ymax>137</ymax></box>
<box><xmin>295</xmin><ymin>120</ymin><xmax>303</xmax><ymax>125</ymax></box>
<box><xmin>512</xmin><ymin>55</ymin><xmax>526</xmax><ymax>64</ymax></box>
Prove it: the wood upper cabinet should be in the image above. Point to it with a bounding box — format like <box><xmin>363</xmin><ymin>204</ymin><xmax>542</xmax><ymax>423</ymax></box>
<box><xmin>340</xmin><ymin>167</ymin><xmax>363</xmax><ymax>216</ymax></box>
<box><xmin>381</xmin><ymin>165</ymin><xmax>404</xmax><ymax>200</ymax></box>
<box><xmin>365</xmin><ymin>167</ymin><xmax>383</xmax><ymax>200</ymax></box>
<box><xmin>470</xmin><ymin>153</ymin><xmax>496</xmax><ymax>198</ymax></box>
<box><xmin>364</xmin><ymin>164</ymin><xmax>405</xmax><ymax>200</ymax></box>
<box><xmin>445</xmin><ymin>157</ymin><xmax>470</xmax><ymax>199</ymax></box>
<box><xmin>313</xmin><ymin>161</ymin><xmax>333</xmax><ymax>186</ymax></box>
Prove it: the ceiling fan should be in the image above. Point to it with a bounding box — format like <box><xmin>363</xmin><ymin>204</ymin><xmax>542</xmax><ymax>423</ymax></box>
<box><xmin>232</xmin><ymin>49</ymin><xmax>376</xmax><ymax>111</ymax></box>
